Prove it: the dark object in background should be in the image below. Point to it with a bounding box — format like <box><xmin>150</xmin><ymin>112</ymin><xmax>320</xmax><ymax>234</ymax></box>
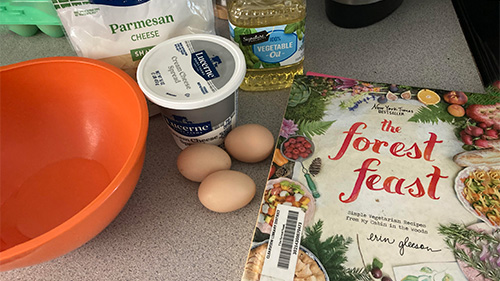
<box><xmin>325</xmin><ymin>0</ymin><xmax>404</xmax><ymax>28</ymax></box>
<box><xmin>452</xmin><ymin>0</ymin><xmax>499</xmax><ymax>87</ymax></box>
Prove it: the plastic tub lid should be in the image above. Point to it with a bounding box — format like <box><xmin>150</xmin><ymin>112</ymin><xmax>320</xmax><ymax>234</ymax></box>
<box><xmin>137</xmin><ymin>34</ymin><xmax>246</xmax><ymax>111</ymax></box>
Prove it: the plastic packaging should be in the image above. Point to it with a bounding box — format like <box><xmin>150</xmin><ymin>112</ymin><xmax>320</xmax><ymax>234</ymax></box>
<box><xmin>227</xmin><ymin>0</ymin><xmax>306</xmax><ymax>91</ymax></box>
<box><xmin>52</xmin><ymin>0</ymin><xmax>215</xmax><ymax>78</ymax></box>
<box><xmin>0</xmin><ymin>0</ymin><xmax>64</xmax><ymax>37</ymax></box>
<box><xmin>137</xmin><ymin>34</ymin><xmax>246</xmax><ymax>149</ymax></box>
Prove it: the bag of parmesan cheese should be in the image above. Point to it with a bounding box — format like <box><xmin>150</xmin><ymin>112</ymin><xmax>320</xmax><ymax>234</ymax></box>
<box><xmin>53</xmin><ymin>0</ymin><xmax>215</xmax><ymax>78</ymax></box>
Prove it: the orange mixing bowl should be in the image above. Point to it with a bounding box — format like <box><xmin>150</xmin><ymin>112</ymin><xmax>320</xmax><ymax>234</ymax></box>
<box><xmin>0</xmin><ymin>57</ymin><xmax>149</xmax><ymax>271</ymax></box>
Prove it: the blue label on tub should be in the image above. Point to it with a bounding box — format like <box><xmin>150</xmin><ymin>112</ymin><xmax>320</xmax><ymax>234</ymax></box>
<box><xmin>90</xmin><ymin>0</ymin><xmax>149</xmax><ymax>6</ymax></box>
<box><xmin>164</xmin><ymin>115</ymin><xmax>212</xmax><ymax>137</ymax></box>
<box><xmin>191</xmin><ymin>51</ymin><xmax>220</xmax><ymax>81</ymax></box>
<box><xmin>252</xmin><ymin>30</ymin><xmax>297</xmax><ymax>64</ymax></box>
<box><xmin>175</xmin><ymin>43</ymin><xmax>188</xmax><ymax>56</ymax></box>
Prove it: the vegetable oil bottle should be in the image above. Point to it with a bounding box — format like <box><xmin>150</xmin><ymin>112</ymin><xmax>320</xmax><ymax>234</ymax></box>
<box><xmin>227</xmin><ymin>0</ymin><xmax>306</xmax><ymax>91</ymax></box>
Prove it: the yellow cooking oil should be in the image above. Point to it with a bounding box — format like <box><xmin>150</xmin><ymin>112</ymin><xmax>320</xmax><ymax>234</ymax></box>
<box><xmin>227</xmin><ymin>0</ymin><xmax>306</xmax><ymax>91</ymax></box>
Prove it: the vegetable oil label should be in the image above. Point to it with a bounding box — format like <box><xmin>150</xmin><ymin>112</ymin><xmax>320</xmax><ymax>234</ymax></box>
<box><xmin>229</xmin><ymin>20</ymin><xmax>305</xmax><ymax>69</ymax></box>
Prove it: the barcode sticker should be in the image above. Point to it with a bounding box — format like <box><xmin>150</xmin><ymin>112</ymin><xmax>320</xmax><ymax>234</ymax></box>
<box><xmin>261</xmin><ymin>204</ymin><xmax>305</xmax><ymax>281</ymax></box>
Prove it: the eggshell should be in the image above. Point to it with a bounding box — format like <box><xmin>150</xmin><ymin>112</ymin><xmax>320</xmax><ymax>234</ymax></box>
<box><xmin>224</xmin><ymin>124</ymin><xmax>275</xmax><ymax>163</ymax></box>
<box><xmin>198</xmin><ymin>170</ymin><xmax>256</xmax><ymax>213</ymax></box>
<box><xmin>176</xmin><ymin>144</ymin><xmax>231</xmax><ymax>182</ymax></box>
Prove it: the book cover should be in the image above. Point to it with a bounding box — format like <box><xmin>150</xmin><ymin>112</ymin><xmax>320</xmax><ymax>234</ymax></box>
<box><xmin>241</xmin><ymin>73</ymin><xmax>500</xmax><ymax>281</ymax></box>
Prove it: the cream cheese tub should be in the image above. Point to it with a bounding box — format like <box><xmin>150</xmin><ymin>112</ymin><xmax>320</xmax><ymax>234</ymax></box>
<box><xmin>137</xmin><ymin>34</ymin><xmax>246</xmax><ymax>149</ymax></box>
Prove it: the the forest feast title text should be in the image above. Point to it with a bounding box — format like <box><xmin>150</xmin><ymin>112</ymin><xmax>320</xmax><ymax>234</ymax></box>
<box><xmin>328</xmin><ymin>120</ymin><xmax>448</xmax><ymax>203</ymax></box>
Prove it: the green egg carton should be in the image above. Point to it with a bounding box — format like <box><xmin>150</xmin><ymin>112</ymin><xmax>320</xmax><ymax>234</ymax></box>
<box><xmin>0</xmin><ymin>0</ymin><xmax>64</xmax><ymax>37</ymax></box>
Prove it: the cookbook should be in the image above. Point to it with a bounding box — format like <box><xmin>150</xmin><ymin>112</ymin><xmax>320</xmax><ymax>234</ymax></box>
<box><xmin>241</xmin><ymin>73</ymin><xmax>500</xmax><ymax>281</ymax></box>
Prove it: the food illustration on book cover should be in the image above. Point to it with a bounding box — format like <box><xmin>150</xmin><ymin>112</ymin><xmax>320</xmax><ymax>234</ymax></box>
<box><xmin>242</xmin><ymin>74</ymin><xmax>500</xmax><ymax>281</ymax></box>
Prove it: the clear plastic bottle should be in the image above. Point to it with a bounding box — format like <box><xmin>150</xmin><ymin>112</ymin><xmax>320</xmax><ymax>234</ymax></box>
<box><xmin>227</xmin><ymin>0</ymin><xmax>306</xmax><ymax>91</ymax></box>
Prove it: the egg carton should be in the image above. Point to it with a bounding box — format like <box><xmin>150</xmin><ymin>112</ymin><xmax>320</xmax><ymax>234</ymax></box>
<box><xmin>0</xmin><ymin>0</ymin><xmax>64</xmax><ymax>37</ymax></box>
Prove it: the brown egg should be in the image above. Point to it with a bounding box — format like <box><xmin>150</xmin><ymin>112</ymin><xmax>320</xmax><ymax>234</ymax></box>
<box><xmin>224</xmin><ymin>124</ymin><xmax>275</xmax><ymax>163</ymax></box>
<box><xmin>176</xmin><ymin>144</ymin><xmax>231</xmax><ymax>182</ymax></box>
<box><xmin>198</xmin><ymin>170</ymin><xmax>256</xmax><ymax>213</ymax></box>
